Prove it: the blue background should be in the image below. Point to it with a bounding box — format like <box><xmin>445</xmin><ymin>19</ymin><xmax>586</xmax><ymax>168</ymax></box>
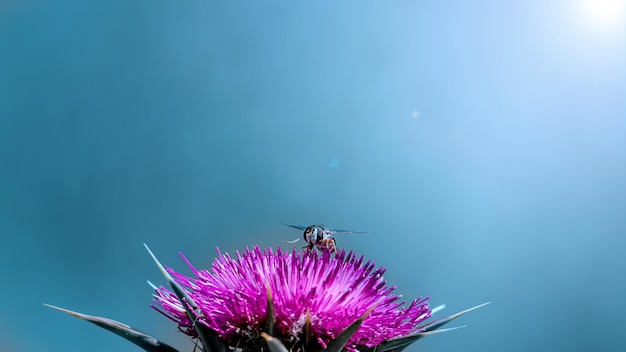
<box><xmin>1</xmin><ymin>1</ymin><xmax>624</xmax><ymax>351</ymax></box>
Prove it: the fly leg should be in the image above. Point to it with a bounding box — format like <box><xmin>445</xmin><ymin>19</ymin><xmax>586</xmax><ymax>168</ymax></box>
<box><xmin>303</xmin><ymin>243</ymin><xmax>315</xmax><ymax>254</ymax></box>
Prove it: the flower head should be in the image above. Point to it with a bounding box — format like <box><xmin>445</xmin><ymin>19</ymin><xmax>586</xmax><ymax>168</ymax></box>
<box><xmin>152</xmin><ymin>247</ymin><xmax>432</xmax><ymax>352</ymax></box>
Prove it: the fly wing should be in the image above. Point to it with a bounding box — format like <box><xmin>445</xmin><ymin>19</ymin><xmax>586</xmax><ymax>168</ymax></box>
<box><xmin>281</xmin><ymin>223</ymin><xmax>308</xmax><ymax>231</ymax></box>
<box><xmin>328</xmin><ymin>228</ymin><xmax>373</xmax><ymax>235</ymax></box>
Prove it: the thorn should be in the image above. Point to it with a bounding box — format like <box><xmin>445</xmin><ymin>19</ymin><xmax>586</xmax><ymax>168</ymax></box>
<box><xmin>419</xmin><ymin>302</ymin><xmax>491</xmax><ymax>332</ymax></box>
<box><xmin>431</xmin><ymin>304</ymin><xmax>446</xmax><ymax>314</ymax></box>
<box><xmin>414</xmin><ymin>325</ymin><xmax>467</xmax><ymax>337</ymax></box>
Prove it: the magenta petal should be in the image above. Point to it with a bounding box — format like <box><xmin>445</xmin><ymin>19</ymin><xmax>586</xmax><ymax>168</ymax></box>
<box><xmin>152</xmin><ymin>247</ymin><xmax>432</xmax><ymax>351</ymax></box>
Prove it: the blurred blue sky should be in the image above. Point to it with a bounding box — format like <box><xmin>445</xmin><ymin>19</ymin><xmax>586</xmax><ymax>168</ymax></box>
<box><xmin>0</xmin><ymin>1</ymin><xmax>624</xmax><ymax>351</ymax></box>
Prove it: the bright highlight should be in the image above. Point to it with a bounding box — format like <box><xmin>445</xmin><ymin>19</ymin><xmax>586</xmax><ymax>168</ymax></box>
<box><xmin>578</xmin><ymin>0</ymin><xmax>625</xmax><ymax>32</ymax></box>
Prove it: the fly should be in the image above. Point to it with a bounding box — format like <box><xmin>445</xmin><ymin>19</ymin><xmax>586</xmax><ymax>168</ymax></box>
<box><xmin>281</xmin><ymin>223</ymin><xmax>371</xmax><ymax>253</ymax></box>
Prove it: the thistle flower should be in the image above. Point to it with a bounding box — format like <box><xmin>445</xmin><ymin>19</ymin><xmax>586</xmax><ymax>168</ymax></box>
<box><xmin>152</xmin><ymin>247</ymin><xmax>430</xmax><ymax>352</ymax></box>
<box><xmin>45</xmin><ymin>244</ymin><xmax>488</xmax><ymax>352</ymax></box>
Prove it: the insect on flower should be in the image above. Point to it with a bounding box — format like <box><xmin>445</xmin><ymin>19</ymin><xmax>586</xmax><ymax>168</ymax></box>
<box><xmin>281</xmin><ymin>223</ymin><xmax>371</xmax><ymax>253</ymax></box>
<box><xmin>46</xmin><ymin>244</ymin><xmax>490</xmax><ymax>352</ymax></box>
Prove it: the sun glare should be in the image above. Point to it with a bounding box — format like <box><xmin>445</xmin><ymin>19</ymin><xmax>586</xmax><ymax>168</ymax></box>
<box><xmin>545</xmin><ymin>0</ymin><xmax>625</xmax><ymax>61</ymax></box>
<box><xmin>578</xmin><ymin>0</ymin><xmax>625</xmax><ymax>32</ymax></box>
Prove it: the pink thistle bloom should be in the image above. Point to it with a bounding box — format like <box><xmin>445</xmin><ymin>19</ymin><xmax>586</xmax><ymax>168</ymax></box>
<box><xmin>152</xmin><ymin>247</ymin><xmax>432</xmax><ymax>352</ymax></box>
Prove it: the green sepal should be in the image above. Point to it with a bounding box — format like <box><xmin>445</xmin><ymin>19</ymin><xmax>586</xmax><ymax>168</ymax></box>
<box><xmin>261</xmin><ymin>332</ymin><xmax>290</xmax><ymax>352</ymax></box>
<box><xmin>44</xmin><ymin>304</ymin><xmax>178</xmax><ymax>352</ymax></box>
<box><xmin>144</xmin><ymin>244</ymin><xmax>228</xmax><ymax>352</ymax></box>
<box><xmin>358</xmin><ymin>302</ymin><xmax>490</xmax><ymax>352</ymax></box>
<box><xmin>323</xmin><ymin>305</ymin><xmax>375</xmax><ymax>352</ymax></box>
